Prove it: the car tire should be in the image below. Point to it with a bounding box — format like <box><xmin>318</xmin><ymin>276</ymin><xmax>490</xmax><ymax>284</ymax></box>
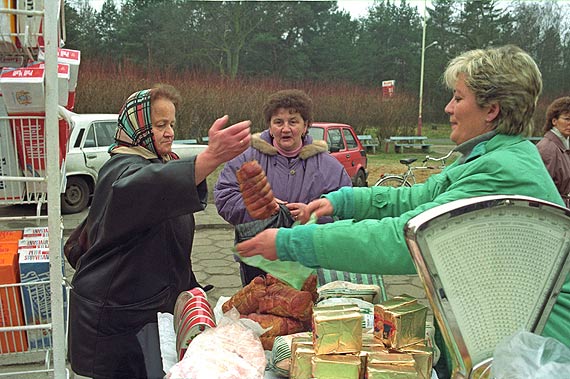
<box><xmin>61</xmin><ymin>176</ymin><xmax>90</xmax><ymax>214</ymax></box>
<box><xmin>354</xmin><ymin>169</ymin><xmax>367</xmax><ymax>187</ymax></box>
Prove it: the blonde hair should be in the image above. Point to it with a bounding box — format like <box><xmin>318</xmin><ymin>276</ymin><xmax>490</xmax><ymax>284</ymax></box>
<box><xmin>443</xmin><ymin>45</ymin><xmax>542</xmax><ymax>136</ymax></box>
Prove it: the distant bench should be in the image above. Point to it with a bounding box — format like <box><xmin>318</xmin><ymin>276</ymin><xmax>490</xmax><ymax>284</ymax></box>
<box><xmin>384</xmin><ymin>136</ymin><xmax>431</xmax><ymax>153</ymax></box>
<box><xmin>357</xmin><ymin>135</ymin><xmax>379</xmax><ymax>154</ymax></box>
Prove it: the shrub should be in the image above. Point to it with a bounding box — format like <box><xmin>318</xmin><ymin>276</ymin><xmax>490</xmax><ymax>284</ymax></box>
<box><xmin>74</xmin><ymin>59</ymin><xmax>417</xmax><ymax>139</ymax></box>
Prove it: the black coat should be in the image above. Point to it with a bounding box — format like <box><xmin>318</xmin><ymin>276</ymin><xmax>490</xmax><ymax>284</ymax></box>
<box><xmin>68</xmin><ymin>153</ymin><xmax>207</xmax><ymax>378</ymax></box>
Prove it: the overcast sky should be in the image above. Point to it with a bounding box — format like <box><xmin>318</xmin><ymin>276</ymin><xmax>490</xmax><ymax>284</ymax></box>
<box><xmin>87</xmin><ymin>1</ymin><xmax>430</xmax><ymax>19</ymax></box>
<box><xmin>337</xmin><ymin>0</ymin><xmax>430</xmax><ymax>18</ymax></box>
<box><xmin>93</xmin><ymin>1</ymin><xmax>570</xmax><ymax>20</ymax></box>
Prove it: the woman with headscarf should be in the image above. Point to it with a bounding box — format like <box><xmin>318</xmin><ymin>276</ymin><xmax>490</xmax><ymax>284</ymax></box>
<box><xmin>68</xmin><ymin>84</ymin><xmax>251</xmax><ymax>378</ymax></box>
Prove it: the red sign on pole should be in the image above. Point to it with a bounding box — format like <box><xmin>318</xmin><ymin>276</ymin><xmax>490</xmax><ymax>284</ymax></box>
<box><xmin>382</xmin><ymin>80</ymin><xmax>395</xmax><ymax>98</ymax></box>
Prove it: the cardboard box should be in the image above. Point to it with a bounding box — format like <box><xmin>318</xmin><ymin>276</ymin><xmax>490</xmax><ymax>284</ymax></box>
<box><xmin>0</xmin><ymin>63</ymin><xmax>72</xmax><ymax>113</ymax></box>
<box><xmin>22</xmin><ymin>227</ymin><xmax>49</xmax><ymax>239</ymax></box>
<box><xmin>39</xmin><ymin>48</ymin><xmax>81</xmax><ymax>91</ymax></box>
<box><xmin>0</xmin><ymin>230</ymin><xmax>23</xmax><ymax>242</ymax></box>
<box><xmin>18</xmin><ymin>237</ymin><xmax>49</xmax><ymax>250</ymax></box>
<box><xmin>0</xmin><ymin>97</ymin><xmax>25</xmax><ymax>201</ymax></box>
<box><xmin>18</xmin><ymin>248</ymin><xmax>51</xmax><ymax>349</ymax></box>
<box><xmin>18</xmin><ymin>246</ymin><xmax>67</xmax><ymax>350</ymax></box>
<box><xmin>0</xmin><ymin>67</ymin><xmax>45</xmax><ymax>114</ymax></box>
<box><xmin>0</xmin><ymin>241</ymin><xmax>19</xmax><ymax>253</ymax></box>
<box><xmin>26</xmin><ymin>62</ymin><xmax>70</xmax><ymax>107</ymax></box>
<box><xmin>0</xmin><ymin>55</ymin><xmax>24</xmax><ymax>69</ymax></box>
<box><xmin>0</xmin><ymin>252</ymin><xmax>28</xmax><ymax>353</ymax></box>
<box><xmin>9</xmin><ymin>116</ymin><xmax>68</xmax><ymax>175</ymax></box>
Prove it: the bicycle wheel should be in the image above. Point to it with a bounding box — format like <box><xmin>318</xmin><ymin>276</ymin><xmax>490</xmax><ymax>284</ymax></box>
<box><xmin>374</xmin><ymin>175</ymin><xmax>411</xmax><ymax>187</ymax></box>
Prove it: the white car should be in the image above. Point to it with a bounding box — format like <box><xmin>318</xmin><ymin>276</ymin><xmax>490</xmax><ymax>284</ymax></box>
<box><xmin>61</xmin><ymin>111</ymin><xmax>207</xmax><ymax>214</ymax></box>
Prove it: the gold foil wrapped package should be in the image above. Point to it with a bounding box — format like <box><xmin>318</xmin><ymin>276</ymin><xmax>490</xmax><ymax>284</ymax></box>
<box><xmin>311</xmin><ymin>354</ymin><xmax>362</xmax><ymax>379</ymax></box>
<box><xmin>361</xmin><ymin>344</ymin><xmax>390</xmax><ymax>355</ymax></box>
<box><xmin>362</xmin><ymin>332</ymin><xmax>386</xmax><ymax>351</ymax></box>
<box><xmin>317</xmin><ymin>297</ymin><xmax>375</xmax><ymax>331</ymax></box>
<box><xmin>312</xmin><ymin>309</ymin><xmax>362</xmax><ymax>355</ymax></box>
<box><xmin>402</xmin><ymin>343</ymin><xmax>433</xmax><ymax>379</ymax></box>
<box><xmin>374</xmin><ymin>295</ymin><xmax>417</xmax><ymax>340</ymax></box>
<box><xmin>382</xmin><ymin>302</ymin><xmax>427</xmax><ymax>348</ymax></box>
<box><xmin>291</xmin><ymin>334</ymin><xmax>313</xmax><ymax>349</ymax></box>
<box><xmin>366</xmin><ymin>365</ymin><xmax>419</xmax><ymax>379</ymax></box>
<box><xmin>315</xmin><ymin>304</ymin><xmax>361</xmax><ymax>313</ymax></box>
<box><xmin>368</xmin><ymin>351</ymin><xmax>416</xmax><ymax>366</ymax></box>
<box><xmin>270</xmin><ymin>332</ymin><xmax>312</xmax><ymax>377</ymax></box>
<box><xmin>290</xmin><ymin>345</ymin><xmax>315</xmax><ymax>379</ymax></box>
<box><xmin>366</xmin><ymin>351</ymin><xmax>417</xmax><ymax>379</ymax></box>
<box><xmin>291</xmin><ymin>336</ymin><xmax>314</xmax><ymax>361</ymax></box>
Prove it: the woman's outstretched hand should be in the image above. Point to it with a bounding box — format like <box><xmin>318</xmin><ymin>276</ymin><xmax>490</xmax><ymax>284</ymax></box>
<box><xmin>195</xmin><ymin>115</ymin><xmax>251</xmax><ymax>183</ymax></box>
<box><xmin>236</xmin><ymin>229</ymin><xmax>278</xmax><ymax>261</ymax></box>
<box><xmin>297</xmin><ymin>198</ymin><xmax>333</xmax><ymax>223</ymax></box>
<box><xmin>206</xmin><ymin>115</ymin><xmax>251</xmax><ymax>164</ymax></box>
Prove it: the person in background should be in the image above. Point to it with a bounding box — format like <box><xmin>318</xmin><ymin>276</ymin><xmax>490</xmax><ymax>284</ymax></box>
<box><xmin>68</xmin><ymin>84</ymin><xmax>251</xmax><ymax>379</ymax></box>
<box><xmin>236</xmin><ymin>45</ymin><xmax>569</xmax><ymax>376</ymax></box>
<box><xmin>536</xmin><ymin>96</ymin><xmax>570</xmax><ymax>208</ymax></box>
<box><xmin>214</xmin><ymin>89</ymin><xmax>355</xmax><ymax>286</ymax></box>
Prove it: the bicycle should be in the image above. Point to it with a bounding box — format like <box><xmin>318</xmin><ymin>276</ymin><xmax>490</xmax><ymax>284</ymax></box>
<box><xmin>374</xmin><ymin>149</ymin><xmax>455</xmax><ymax>187</ymax></box>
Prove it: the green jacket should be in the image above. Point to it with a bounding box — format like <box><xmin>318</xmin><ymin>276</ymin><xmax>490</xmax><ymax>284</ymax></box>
<box><xmin>276</xmin><ymin>133</ymin><xmax>569</xmax><ymax>346</ymax></box>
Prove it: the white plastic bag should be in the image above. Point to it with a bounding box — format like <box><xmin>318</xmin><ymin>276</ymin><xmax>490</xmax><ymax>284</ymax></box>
<box><xmin>157</xmin><ymin>312</ymin><xmax>177</xmax><ymax>373</ymax></box>
<box><xmin>491</xmin><ymin>331</ymin><xmax>570</xmax><ymax>379</ymax></box>
<box><xmin>165</xmin><ymin>307</ymin><xmax>266</xmax><ymax>379</ymax></box>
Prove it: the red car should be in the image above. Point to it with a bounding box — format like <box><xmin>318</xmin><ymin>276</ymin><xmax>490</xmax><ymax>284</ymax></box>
<box><xmin>307</xmin><ymin>122</ymin><xmax>368</xmax><ymax>187</ymax></box>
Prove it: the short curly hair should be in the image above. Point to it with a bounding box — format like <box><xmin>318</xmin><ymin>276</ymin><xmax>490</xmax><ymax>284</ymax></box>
<box><xmin>262</xmin><ymin>89</ymin><xmax>313</xmax><ymax>127</ymax></box>
<box><xmin>443</xmin><ymin>45</ymin><xmax>542</xmax><ymax>136</ymax></box>
<box><xmin>150</xmin><ymin>83</ymin><xmax>181</xmax><ymax>108</ymax></box>
<box><xmin>543</xmin><ymin>97</ymin><xmax>570</xmax><ymax>133</ymax></box>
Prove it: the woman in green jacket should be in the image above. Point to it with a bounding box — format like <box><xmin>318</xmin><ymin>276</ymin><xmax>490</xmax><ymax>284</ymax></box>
<box><xmin>237</xmin><ymin>45</ymin><xmax>569</xmax><ymax>357</ymax></box>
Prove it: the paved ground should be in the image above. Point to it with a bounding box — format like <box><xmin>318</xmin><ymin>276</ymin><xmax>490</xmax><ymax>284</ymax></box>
<box><xmin>0</xmin><ymin>203</ymin><xmax>430</xmax><ymax>377</ymax></box>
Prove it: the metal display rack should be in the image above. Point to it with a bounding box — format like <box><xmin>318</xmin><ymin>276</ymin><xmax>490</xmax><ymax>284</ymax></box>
<box><xmin>0</xmin><ymin>2</ymin><xmax>68</xmax><ymax>378</ymax></box>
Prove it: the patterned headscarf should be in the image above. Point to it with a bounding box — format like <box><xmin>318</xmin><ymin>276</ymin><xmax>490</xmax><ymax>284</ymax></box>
<box><xmin>109</xmin><ymin>89</ymin><xmax>178</xmax><ymax>161</ymax></box>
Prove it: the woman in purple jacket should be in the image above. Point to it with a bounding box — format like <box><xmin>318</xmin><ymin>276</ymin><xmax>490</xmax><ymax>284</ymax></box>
<box><xmin>536</xmin><ymin>96</ymin><xmax>570</xmax><ymax>207</ymax></box>
<box><xmin>214</xmin><ymin>89</ymin><xmax>352</xmax><ymax>285</ymax></box>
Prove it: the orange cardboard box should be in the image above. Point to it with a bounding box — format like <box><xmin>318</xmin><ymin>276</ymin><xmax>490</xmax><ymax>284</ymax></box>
<box><xmin>0</xmin><ymin>252</ymin><xmax>28</xmax><ymax>353</ymax></box>
<box><xmin>0</xmin><ymin>241</ymin><xmax>19</xmax><ymax>253</ymax></box>
<box><xmin>0</xmin><ymin>230</ymin><xmax>23</xmax><ymax>242</ymax></box>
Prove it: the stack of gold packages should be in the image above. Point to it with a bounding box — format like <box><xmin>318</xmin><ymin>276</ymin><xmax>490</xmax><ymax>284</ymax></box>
<box><xmin>269</xmin><ymin>332</ymin><xmax>312</xmax><ymax>377</ymax></box>
<box><xmin>288</xmin><ymin>296</ymin><xmax>434</xmax><ymax>379</ymax></box>
<box><xmin>368</xmin><ymin>294</ymin><xmax>433</xmax><ymax>379</ymax></box>
<box><xmin>290</xmin><ymin>304</ymin><xmax>363</xmax><ymax>379</ymax></box>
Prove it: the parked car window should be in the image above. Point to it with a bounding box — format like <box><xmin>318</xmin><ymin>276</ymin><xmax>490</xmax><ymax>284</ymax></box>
<box><xmin>84</xmin><ymin>126</ymin><xmax>96</xmax><ymax>148</ymax></box>
<box><xmin>72</xmin><ymin>128</ymin><xmax>85</xmax><ymax>148</ymax></box>
<box><xmin>85</xmin><ymin>122</ymin><xmax>116</xmax><ymax>148</ymax></box>
<box><xmin>95</xmin><ymin>122</ymin><xmax>116</xmax><ymax>147</ymax></box>
<box><xmin>328</xmin><ymin>128</ymin><xmax>344</xmax><ymax>151</ymax></box>
<box><xmin>307</xmin><ymin>127</ymin><xmax>324</xmax><ymax>141</ymax></box>
<box><xmin>343</xmin><ymin>129</ymin><xmax>358</xmax><ymax>149</ymax></box>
